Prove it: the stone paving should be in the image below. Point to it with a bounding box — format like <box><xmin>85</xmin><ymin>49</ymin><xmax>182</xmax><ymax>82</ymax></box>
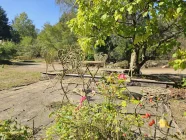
<box><xmin>0</xmin><ymin>77</ymin><xmax>105</xmax><ymax>138</ymax></box>
<box><xmin>0</xmin><ymin>75</ymin><xmax>173</xmax><ymax>138</ymax></box>
<box><xmin>0</xmin><ymin>61</ymin><xmax>185</xmax><ymax>139</ymax></box>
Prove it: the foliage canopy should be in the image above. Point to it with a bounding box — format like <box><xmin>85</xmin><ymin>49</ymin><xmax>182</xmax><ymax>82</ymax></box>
<box><xmin>38</xmin><ymin>11</ymin><xmax>77</xmax><ymax>54</ymax></box>
<box><xmin>12</xmin><ymin>12</ymin><xmax>37</xmax><ymax>39</ymax></box>
<box><xmin>0</xmin><ymin>6</ymin><xmax>11</xmax><ymax>40</ymax></box>
<box><xmin>68</xmin><ymin>0</ymin><xmax>186</xmax><ymax>72</ymax></box>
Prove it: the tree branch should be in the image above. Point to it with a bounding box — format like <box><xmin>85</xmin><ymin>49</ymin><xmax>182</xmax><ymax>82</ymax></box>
<box><xmin>159</xmin><ymin>30</ymin><xmax>183</xmax><ymax>44</ymax></box>
<box><xmin>116</xmin><ymin>34</ymin><xmax>132</xmax><ymax>39</ymax></box>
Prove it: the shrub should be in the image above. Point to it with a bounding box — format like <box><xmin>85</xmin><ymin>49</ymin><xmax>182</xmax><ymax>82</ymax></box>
<box><xmin>46</xmin><ymin>74</ymin><xmax>142</xmax><ymax>140</ymax></box>
<box><xmin>0</xmin><ymin>119</ymin><xmax>31</xmax><ymax>140</ymax></box>
<box><xmin>46</xmin><ymin>103</ymin><xmax>143</xmax><ymax>140</ymax></box>
<box><xmin>46</xmin><ymin>73</ymin><xmax>185</xmax><ymax>140</ymax></box>
<box><xmin>0</xmin><ymin>41</ymin><xmax>17</xmax><ymax>60</ymax></box>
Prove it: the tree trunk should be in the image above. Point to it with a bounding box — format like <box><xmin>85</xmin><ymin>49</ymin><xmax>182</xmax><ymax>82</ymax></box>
<box><xmin>134</xmin><ymin>56</ymin><xmax>149</xmax><ymax>74</ymax></box>
<box><xmin>133</xmin><ymin>43</ymin><xmax>149</xmax><ymax>75</ymax></box>
<box><xmin>134</xmin><ymin>64</ymin><xmax>142</xmax><ymax>74</ymax></box>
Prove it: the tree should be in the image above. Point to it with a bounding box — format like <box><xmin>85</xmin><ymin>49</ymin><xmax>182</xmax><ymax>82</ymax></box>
<box><xmin>0</xmin><ymin>6</ymin><xmax>11</xmax><ymax>40</ymax></box>
<box><xmin>68</xmin><ymin>0</ymin><xmax>186</xmax><ymax>73</ymax></box>
<box><xmin>10</xmin><ymin>29</ymin><xmax>21</xmax><ymax>43</ymax></box>
<box><xmin>110</xmin><ymin>35</ymin><xmax>132</xmax><ymax>62</ymax></box>
<box><xmin>38</xmin><ymin>11</ymin><xmax>77</xmax><ymax>54</ymax></box>
<box><xmin>38</xmin><ymin>22</ymin><xmax>77</xmax><ymax>53</ymax></box>
<box><xmin>60</xmin><ymin>9</ymin><xmax>76</xmax><ymax>23</ymax></box>
<box><xmin>16</xmin><ymin>36</ymin><xmax>40</xmax><ymax>58</ymax></box>
<box><xmin>55</xmin><ymin>0</ymin><xmax>76</xmax><ymax>8</ymax></box>
<box><xmin>12</xmin><ymin>12</ymin><xmax>37</xmax><ymax>39</ymax></box>
<box><xmin>11</xmin><ymin>12</ymin><xmax>39</xmax><ymax>58</ymax></box>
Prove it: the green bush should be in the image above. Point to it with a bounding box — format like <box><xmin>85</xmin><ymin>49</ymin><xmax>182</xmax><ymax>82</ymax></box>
<box><xmin>46</xmin><ymin>103</ymin><xmax>142</xmax><ymax>140</ymax></box>
<box><xmin>170</xmin><ymin>49</ymin><xmax>186</xmax><ymax>86</ymax></box>
<box><xmin>46</xmin><ymin>73</ymin><xmax>185</xmax><ymax>140</ymax></box>
<box><xmin>0</xmin><ymin>41</ymin><xmax>17</xmax><ymax>60</ymax></box>
<box><xmin>0</xmin><ymin>119</ymin><xmax>31</xmax><ymax>140</ymax></box>
<box><xmin>46</xmin><ymin>74</ymin><xmax>143</xmax><ymax>140</ymax></box>
<box><xmin>17</xmin><ymin>37</ymin><xmax>41</xmax><ymax>59</ymax></box>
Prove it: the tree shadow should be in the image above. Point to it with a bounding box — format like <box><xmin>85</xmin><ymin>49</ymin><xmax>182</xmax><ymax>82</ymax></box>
<box><xmin>123</xmin><ymin>90</ymin><xmax>143</xmax><ymax>100</ymax></box>
<box><xmin>136</xmin><ymin>73</ymin><xmax>186</xmax><ymax>82</ymax></box>
<box><xmin>19</xmin><ymin>60</ymin><xmax>36</xmax><ymax>63</ymax></box>
<box><xmin>0</xmin><ymin>59</ymin><xmax>40</xmax><ymax>66</ymax></box>
<box><xmin>87</xmin><ymin>95</ymin><xmax>96</xmax><ymax>102</ymax></box>
<box><xmin>134</xmin><ymin>73</ymin><xmax>186</xmax><ymax>88</ymax></box>
<box><xmin>0</xmin><ymin>59</ymin><xmax>12</xmax><ymax>65</ymax></box>
<box><xmin>12</xmin><ymin>61</ymin><xmax>40</xmax><ymax>66</ymax></box>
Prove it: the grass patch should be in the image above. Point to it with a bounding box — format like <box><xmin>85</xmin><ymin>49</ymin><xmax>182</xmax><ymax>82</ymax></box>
<box><xmin>0</xmin><ymin>65</ymin><xmax>41</xmax><ymax>90</ymax></box>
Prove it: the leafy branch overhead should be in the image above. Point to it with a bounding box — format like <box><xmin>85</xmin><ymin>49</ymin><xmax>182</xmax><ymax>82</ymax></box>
<box><xmin>68</xmin><ymin>0</ymin><xmax>186</xmax><ymax>73</ymax></box>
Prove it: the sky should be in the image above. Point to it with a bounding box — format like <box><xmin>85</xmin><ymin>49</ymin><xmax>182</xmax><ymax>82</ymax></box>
<box><xmin>0</xmin><ymin>0</ymin><xmax>64</xmax><ymax>30</ymax></box>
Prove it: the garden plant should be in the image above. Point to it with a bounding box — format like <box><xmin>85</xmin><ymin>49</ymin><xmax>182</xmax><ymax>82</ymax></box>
<box><xmin>46</xmin><ymin>71</ymin><xmax>185</xmax><ymax>140</ymax></box>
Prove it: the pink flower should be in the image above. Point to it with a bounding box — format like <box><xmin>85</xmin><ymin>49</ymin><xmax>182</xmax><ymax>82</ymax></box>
<box><xmin>123</xmin><ymin>133</ymin><xmax>127</xmax><ymax>137</ymax></box>
<box><xmin>80</xmin><ymin>96</ymin><xmax>86</xmax><ymax>104</ymax></box>
<box><xmin>75</xmin><ymin>96</ymin><xmax>86</xmax><ymax>111</ymax></box>
<box><xmin>92</xmin><ymin>90</ymin><xmax>96</xmax><ymax>94</ymax></box>
<box><xmin>118</xmin><ymin>74</ymin><xmax>127</xmax><ymax>80</ymax></box>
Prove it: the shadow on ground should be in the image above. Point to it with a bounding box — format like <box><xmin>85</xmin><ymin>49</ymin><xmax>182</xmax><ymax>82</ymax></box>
<box><xmin>136</xmin><ymin>73</ymin><xmax>186</xmax><ymax>84</ymax></box>
<box><xmin>0</xmin><ymin>59</ymin><xmax>12</xmax><ymax>65</ymax></box>
<box><xmin>0</xmin><ymin>59</ymin><xmax>40</xmax><ymax>66</ymax></box>
<box><xmin>12</xmin><ymin>62</ymin><xmax>40</xmax><ymax>66</ymax></box>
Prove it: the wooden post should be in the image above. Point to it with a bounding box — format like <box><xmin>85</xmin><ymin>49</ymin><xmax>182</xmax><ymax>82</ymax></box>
<box><xmin>129</xmin><ymin>50</ymin><xmax>136</xmax><ymax>78</ymax></box>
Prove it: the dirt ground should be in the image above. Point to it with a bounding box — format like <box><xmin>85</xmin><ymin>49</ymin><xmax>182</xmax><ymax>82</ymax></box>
<box><xmin>12</xmin><ymin>61</ymin><xmax>186</xmax><ymax>74</ymax></box>
<box><xmin>0</xmin><ymin>61</ymin><xmax>186</xmax><ymax>139</ymax></box>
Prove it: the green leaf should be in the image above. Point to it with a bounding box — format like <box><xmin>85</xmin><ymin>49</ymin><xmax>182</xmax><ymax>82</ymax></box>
<box><xmin>182</xmin><ymin>82</ymin><xmax>186</xmax><ymax>87</ymax></box>
<box><xmin>143</xmin><ymin>11</ymin><xmax>148</xmax><ymax>17</ymax></box>
<box><xmin>121</xmin><ymin>101</ymin><xmax>127</xmax><ymax>107</ymax></box>
<box><xmin>120</xmin><ymin>88</ymin><xmax>126</xmax><ymax>92</ymax></box>
<box><xmin>130</xmin><ymin>99</ymin><xmax>140</xmax><ymax>104</ymax></box>
<box><xmin>177</xmin><ymin>7</ymin><xmax>181</xmax><ymax>13</ymax></box>
<box><xmin>120</xmin><ymin>7</ymin><xmax>124</xmax><ymax>12</ymax></box>
<box><xmin>127</xmin><ymin>5</ymin><xmax>133</xmax><ymax>14</ymax></box>
<box><xmin>115</xmin><ymin>14</ymin><xmax>122</xmax><ymax>21</ymax></box>
<box><xmin>159</xmin><ymin>2</ymin><xmax>164</xmax><ymax>6</ymax></box>
<box><xmin>101</xmin><ymin>14</ymin><xmax>108</xmax><ymax>20</ymax></box>
<box><xmin>183</xmin><ymin>112</ymin><xmax>186</xmax><ymax>116</ymax></box>
<box><xmin>173</xmin><ymin>64</ymin><xmax>180</xmax><ymax>70</ymax></box>
<box><xmin>172</xmin><ymin>53</ymin><xmax>177</xmax><ymax>58</ymax></box>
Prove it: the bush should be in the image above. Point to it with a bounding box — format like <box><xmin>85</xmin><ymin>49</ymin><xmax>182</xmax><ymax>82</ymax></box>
<box><xmin>0</xmin><ymin>119</ymin><xmax>31</xmax><ymax>140</ymax></box>
<box><xmin>46</xmin><ymin>103</ymin><xmax>142</xmax><ymax>140</ymax></box>
<box><xmin>0</xmin><ymin>41</ymin><xmax>17</xmax><ymax>60</ymax></box>
<box><xmin>46</xmin><ymin>74</ymin><xmax>141</xmax><ymax>140</ymax></box>
<box><xmin>17</xmin><ymin>37</ymin><xmax>42</xmax><ymax>59</ymax></box>
<box><xmin>86</xmin><ymin>53</ymin><xmax>94</xmax><ymax>61</ymax></box>
<box><xmin>46</xmin><ymin>73</ymin><xmax>185</xmax><ymax>140</ymax></box>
